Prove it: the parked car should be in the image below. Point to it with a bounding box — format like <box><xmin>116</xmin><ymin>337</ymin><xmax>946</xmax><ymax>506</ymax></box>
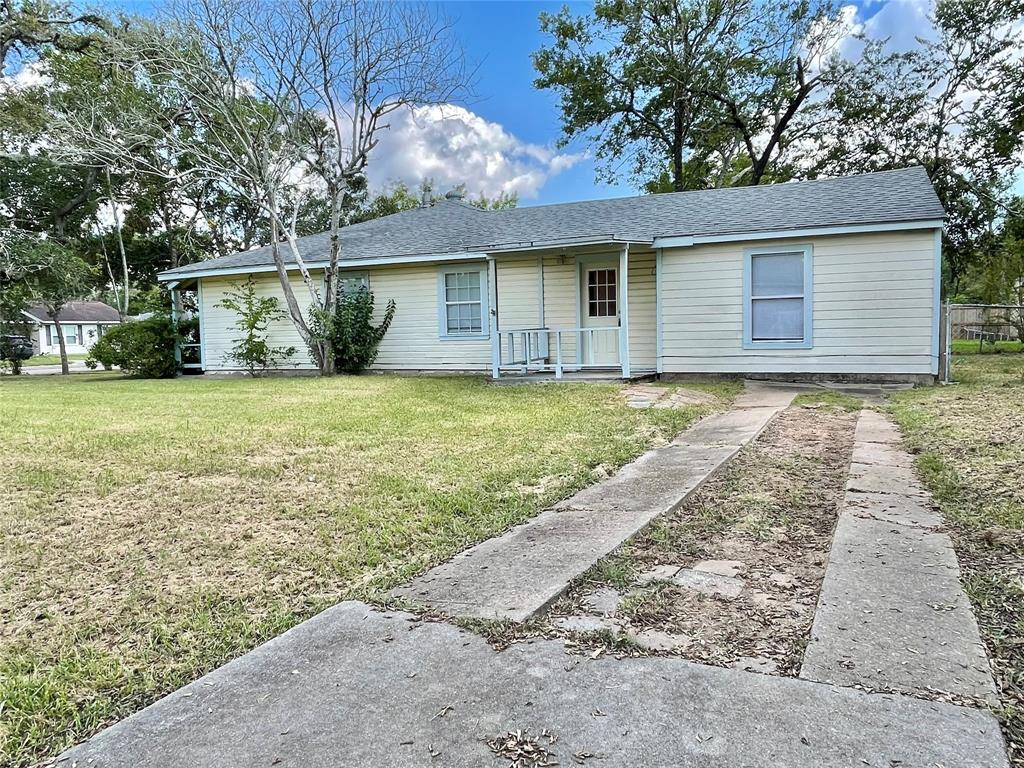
<box><xmin>0</xmin><ymin>335</ymin><xmax>33</xmax><ymax>361</ymax></box>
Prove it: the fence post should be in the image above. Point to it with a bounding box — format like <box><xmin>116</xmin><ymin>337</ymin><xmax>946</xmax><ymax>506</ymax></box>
<box><xmin>944</xmin><ymin>302</ymin><xmax>953</xmax><ymax>383</ymax></box>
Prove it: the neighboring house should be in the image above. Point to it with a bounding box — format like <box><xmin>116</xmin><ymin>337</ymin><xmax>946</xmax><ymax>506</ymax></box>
<box><xmin>23</xmin><ymin>301</ymin><xmax>121</xmax><ymax>355</ymax></box>
<box><xmin>157</xmin><ymin>167</ymin><xmax>945</xmax><ymax>383</ymax></box>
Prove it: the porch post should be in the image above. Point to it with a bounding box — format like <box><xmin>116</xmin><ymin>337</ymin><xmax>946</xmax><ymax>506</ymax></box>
<box><xmin>619</xmin><ymin>244</ymin><xmax>631</xmax><ymax>379</ymax></box>
<box><xmin>168</xmin><ymin>281</ymin><xmax>182</xmax><ymax>367</ymax></box>
<box><xmin>655</xmin><ymin>248</ymin><xmax>663</xmax><ymax>374</ymax></box>
<box><xmin>487</xmin><ymin>256</ymin><xmax>500</xmax><ymax>379</ymax></box>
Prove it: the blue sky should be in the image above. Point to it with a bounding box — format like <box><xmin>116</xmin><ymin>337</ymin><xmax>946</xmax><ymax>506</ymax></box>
<box><xmin>361</xmin><ymin>0</ymin><xmax>902</xmax><ymax>206</ymax></box>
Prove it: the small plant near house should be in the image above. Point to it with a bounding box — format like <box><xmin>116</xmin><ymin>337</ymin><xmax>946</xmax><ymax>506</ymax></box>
<box><xmin>217</xmin><ymin>277</ymin><xmax>296</xmax><ymax>376</ymax></box>
<box><xmin>310</xmin><ymin>284</ymin><xmax>396</xmax><ymax>374</ymax></box>
<box><xmin>86</xmin><ymin>315</ymin><xmax>180</xmax><ymax>378</ymax></box>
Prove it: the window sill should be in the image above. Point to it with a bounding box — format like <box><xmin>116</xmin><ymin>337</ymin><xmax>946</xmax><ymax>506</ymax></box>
<box><xmin>439</xmin><ymin>333</ymin><xmax>490</xmax><ymax>342</ymax></box>
<box><xmin>742</xmin><ymin>339</ymin><xmax>813</xmax><ymax>350</ymax></box>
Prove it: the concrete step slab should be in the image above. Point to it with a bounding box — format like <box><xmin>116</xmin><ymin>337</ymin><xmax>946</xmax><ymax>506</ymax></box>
<box><xmin>850</xmin><ymin>441</ymin><xmax>915</xmax><ymax>468</ymax></box>
<box><xmin>846</xmin><ymin>461</ymin><xmax>930</xmax><ymax>497</ymax></box>
<box><xmin>61</xmin><ymin>602</ymin><xmax>1010</xmax><ymax>768</ymax></box>
<box><xmin>853</xmin><ymin>410</ymin><xmax>903</xmax><ymax>444</ymax></box>
<box><xmin>826</xmin><ymin>514</ymin><xmax>958</xmax><ymax>573</ymax></box>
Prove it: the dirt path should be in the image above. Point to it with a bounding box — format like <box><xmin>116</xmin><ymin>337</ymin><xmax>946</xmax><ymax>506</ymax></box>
<box><xmin>534</xmin><ymin>402</ymin><xmax>858</xmax><ymax>673</ymax></box>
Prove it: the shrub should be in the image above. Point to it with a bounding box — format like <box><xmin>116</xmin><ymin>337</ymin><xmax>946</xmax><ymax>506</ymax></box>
<box><xmin>86</xmin><ymin>315</ymin><xmax>180</xmax><ymax>378</ymax></box>
<box><xmin>312</xmin><ymin>285</ymin><xmax>396</xmax><ymax>374</ymax></box>
<box><xmin>216</xmin><ymin>277</ymin><xmax>296</xmax><ymax>376</ymax></box>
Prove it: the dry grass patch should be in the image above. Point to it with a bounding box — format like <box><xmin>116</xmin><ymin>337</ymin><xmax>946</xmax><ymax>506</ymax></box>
<box><xmin>0</xmin><ymin>373</ymin><xmax>735</xmax><ymax>767</ymax></box>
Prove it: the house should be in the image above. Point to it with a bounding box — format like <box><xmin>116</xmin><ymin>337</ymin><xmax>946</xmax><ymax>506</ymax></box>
<box><xmin>23</xmin><ymin>301</ymin><xmax>121</xmax><ymax>355</ymax></box>
<box><xmin>157</xmin><ymin>167</ymin><xmax>945</xmax><ymax>383</ymax></box>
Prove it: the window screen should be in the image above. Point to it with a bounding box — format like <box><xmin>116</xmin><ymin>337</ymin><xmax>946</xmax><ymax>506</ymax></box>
<box><xmin>749</xmin><ymin>252</ymin><xmax>806</xmax><ymax>341</ymax></box>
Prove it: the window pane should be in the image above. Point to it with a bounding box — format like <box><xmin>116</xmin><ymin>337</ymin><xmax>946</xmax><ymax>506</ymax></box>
<box><xmin>752</xmin><ymin>297</ymin><xmax>804</xmax><ymax>340</ymax></box>
<box><xmin>751</xmin><ymin>253</ymin><xmax>804</xmax><ymax>297</ymax></box>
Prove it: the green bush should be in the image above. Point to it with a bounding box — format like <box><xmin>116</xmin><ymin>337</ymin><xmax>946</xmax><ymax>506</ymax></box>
<box><xmin>86</xmin><ymin>315</ymin><xmax>180</xmax><ymax>378</ymax></box>
<box><xmin>216</xmin><ymin>277</ymin><xmax>296</xmax><ymax>376</ymax></box>
<box><xmin>312</xmin><ymin>285</ymin><xmax>396</xmax><ymax>374</ymax></box>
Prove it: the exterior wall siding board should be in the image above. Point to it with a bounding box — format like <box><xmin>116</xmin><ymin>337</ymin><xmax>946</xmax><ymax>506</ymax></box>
<box><xmin>659</xmin><ymin>230</ymin><xmax>936</xmax><ymax>375</ymax></box>
<box><xmin>201</xmin><ymin>273</ymin><xmax>318</xmax><ymax>370</ymax></box>
<box><xmin>627</xmin><ymin>250</ymin><xmax>657</xmax><ymax>370</ymax></box>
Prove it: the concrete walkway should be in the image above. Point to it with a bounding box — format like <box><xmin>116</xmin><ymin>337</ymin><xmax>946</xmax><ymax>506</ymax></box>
<box><xmin>801</xmin><ymin>410</ymin><xmax>999</xmax><ymax>704</ymax></box>
<box><xmin>392</xmin><ymin>384</ymin><xmax>800</xmax><ymax>621</ymax></box>
<box><xmin>60</xmin><ymin>601</ymin><xmax>1008</xmax><ymax>768</ymax></box>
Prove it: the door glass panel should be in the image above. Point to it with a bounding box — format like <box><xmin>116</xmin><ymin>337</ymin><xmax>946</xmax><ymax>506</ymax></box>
<box><xmin>587</xmin><ymin>269</ymin><xmax>617</xmax><ymax>318</ymax></box>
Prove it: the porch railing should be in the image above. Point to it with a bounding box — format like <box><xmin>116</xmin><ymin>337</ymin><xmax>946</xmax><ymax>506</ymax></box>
<box><xmin>495</xmin><ymin>326</ymin><xmax>619</xmax><ymax>378</ymax></box>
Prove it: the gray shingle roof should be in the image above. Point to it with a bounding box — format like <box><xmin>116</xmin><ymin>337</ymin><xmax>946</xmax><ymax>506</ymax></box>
<box><xmin>24</xmin><ymin>301</ymin><xmax>121</xmax><ymax>323</ymax></box>
<box><xmin>161</xmin><ymin>166</ymin><xmax>944</xmax><ymax>278</ymax></box>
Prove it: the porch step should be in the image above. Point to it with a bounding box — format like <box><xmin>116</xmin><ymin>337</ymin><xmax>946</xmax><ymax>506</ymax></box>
<box><xmin>488</xmin><ymin>368</ymin><xmax>657</xmax><ymax>385</ymax></box>
<box><xmin>391</xmin><ymin>388</ymin><xmax>800</xmax><ymax>621</ymax></box>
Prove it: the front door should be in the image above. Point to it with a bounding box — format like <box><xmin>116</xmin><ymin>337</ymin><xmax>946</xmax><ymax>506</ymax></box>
<box><xmin>581</xmin><ymin>260</ymin><xmax>619</xmax><ymax>365</ymax></box>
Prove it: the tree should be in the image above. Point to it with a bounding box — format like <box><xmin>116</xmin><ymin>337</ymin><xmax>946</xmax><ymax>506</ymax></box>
<box><xmin>804</xmin><ymin>0</ymin><xmax>1024</xmax><ymax>291</ymax></box>
<box><xmin>349</xmin><ymin>180</ymin><xmax>517</xmax><ymax>224</ymax></box>
<box><xmin>216</xmin><ymin>277</ymin><xmax>296</xmax><ymax>376</ymax></box>
<box><xmin>0</xmin><ymin>229</ymin><xmax>34</xmax><ymax>374</ymax></box>
<box><xmin>112</xmin><ymin>0</ymin><xmax>469</xmax><ymax>375</ymax></box>
<box><xmin>19</xmin><ymin>239</ymin><xmax>95</xmax><ymax>374</ymax></box>
<box><xmin>965</xmin><ymin>198</ymin><xmax>1024</xmax><ymax>342</ymax></box>
<box><xmin>1</xmin><ymin>0</ymin><xmax>108</xmax><ymax>70</ymax></box>
<box><xmin>533</xmin><ymin>0</ymin><xmax>843</xmax><ymax>191</ymax></box>
<box><xmin>311</xmin><ymin>283</ymin><xmax>395</xmax><ymax>374</ymax></box>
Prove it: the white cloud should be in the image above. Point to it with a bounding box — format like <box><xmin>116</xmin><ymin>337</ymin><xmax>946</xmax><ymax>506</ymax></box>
<box><xmin>366</xmin><ymin>104</ymin><xmax>584</xmax><ymax>200</ymax></box>
<box><xmin>834</xmin><ymin>0</ymin><xmax>936</xmax><ymax>61</ymax></box>
<box><xmin>0</xmin><ymin>60</ymin><xmax>51</xmax><ymax>95</ymax></box>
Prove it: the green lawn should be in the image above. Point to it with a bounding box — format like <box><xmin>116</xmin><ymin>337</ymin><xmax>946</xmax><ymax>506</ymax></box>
<box><xmin>20</xmin><ymin>353</ymin><xmax>89</xmax><ymax>367</ymax></box>
<box><xmin>0</xmin><ymin>373</ymin><xmax>736</xmax><ymax>766</ymax></box>
<box><xmin>890</xmin><ymin>353</ymin><xmax>1024</xmax><ymax>766</ymax></box>
<box><xmin>951</xmin><ymin>339</ymin><xmax>1023</xmax><ymax>356</ymax></box>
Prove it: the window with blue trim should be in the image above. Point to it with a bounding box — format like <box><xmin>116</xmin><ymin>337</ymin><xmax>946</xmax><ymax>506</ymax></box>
<box><xmin>744</xmin><ymin>246</ymin><xmax>812</xmax><ymax>348</ymax></box>
<box><xmin>439</xmin><ymin>267</ymin><xmax>488</xmax><ymax>338</ymax></box>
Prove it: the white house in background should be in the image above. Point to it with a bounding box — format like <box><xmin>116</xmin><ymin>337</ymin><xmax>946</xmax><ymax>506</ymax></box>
<box><xmin>23</xmin><ymin>301</ymin><xmax>121</xmax><ymax>355</ymax></box>
<box><xmin>157</xmin><ymin>167</ymin><xmax>945</xmax><ymax>383</ymax></box>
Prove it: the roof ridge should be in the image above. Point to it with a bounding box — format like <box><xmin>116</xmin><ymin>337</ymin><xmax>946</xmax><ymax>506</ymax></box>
<box><xmin>509</xmin><ymin>166</ymin><xmax>928</xmax><ymax>214</ymax></box>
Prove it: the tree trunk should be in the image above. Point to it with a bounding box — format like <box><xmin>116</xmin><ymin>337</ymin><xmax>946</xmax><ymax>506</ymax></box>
<box><xmin>671</xmin><ymin>98</ymin><xmax>685</xmax><ymax>192</ymax></box>
<box><xmin>105</xmin><ymin>169</ymin><xmax>130</xmax><ymax>316</ymax></box>
<box><xmin>266</xmin><ymin>193</ymin><xmax>324</xmax><ymax>372</ymax></box>
<box><xmin>53</xmin><ymin>318</ymin><xmax>69</xmax><ymax>375</ymax></box>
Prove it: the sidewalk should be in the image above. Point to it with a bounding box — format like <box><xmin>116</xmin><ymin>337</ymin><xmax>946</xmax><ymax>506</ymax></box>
<box><xmin>801</xmin><ymin>410</ymin><xmax>998</xmax><ymax>704</ymax></box>
<box><xmin>59</xmin><ymin>601</ymin><xmax>1007</xmax><ymax>768</ymax></box>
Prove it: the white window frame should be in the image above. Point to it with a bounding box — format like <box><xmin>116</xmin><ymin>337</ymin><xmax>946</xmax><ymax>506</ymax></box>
<box><xmin>743</xmin><ymin>244</ymin><xmax>813</xmax><ymax>350</ymax></box>
<box><xmin>437</xmin><ymin>265</ymin><xmax>489</xmax><ymax>340</ymax></box>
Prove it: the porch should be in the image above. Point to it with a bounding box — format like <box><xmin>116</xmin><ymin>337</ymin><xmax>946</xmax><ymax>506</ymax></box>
<box><xmin>487</xmin><ymin>243</ymin><xmax>658</xmax><ymax>381</ymax></box>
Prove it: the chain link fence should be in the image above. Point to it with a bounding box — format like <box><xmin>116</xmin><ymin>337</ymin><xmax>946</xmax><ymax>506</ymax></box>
<box><xmin>941</xmin><ymin>303</ymin><xmax>1024</xmax><ymax>382</ymax></box>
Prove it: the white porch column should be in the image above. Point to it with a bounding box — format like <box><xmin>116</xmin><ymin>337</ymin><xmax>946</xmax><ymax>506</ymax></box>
<box><xmin>168</xmin><ymin>280</ymin><xmax>182</xmax><ymax>366</ymax></box>
<box><xmin>619</xmin><ymin>244</ymin><xmax>631</xmax><ymax>379</ymax></box>
<box><xmin>487</xmin><ymin>256</ymin><xmax>500</xmax><ymax>378</ymax></box>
